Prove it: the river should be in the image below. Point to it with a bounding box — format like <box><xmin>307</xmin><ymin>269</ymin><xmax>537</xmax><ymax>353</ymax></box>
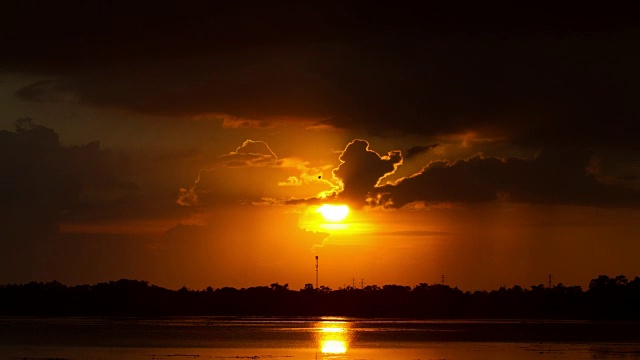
<box><xmin>1</xmin><ymin>317</ymin><xmax>640</xmax><ymax>359</ymax></box>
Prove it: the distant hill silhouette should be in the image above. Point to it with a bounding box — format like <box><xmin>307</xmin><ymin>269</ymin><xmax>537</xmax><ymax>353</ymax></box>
<box><xmin>1</xmin><ymin>275</ymin><xmax>639</xmax><ymax>319</ymax></box>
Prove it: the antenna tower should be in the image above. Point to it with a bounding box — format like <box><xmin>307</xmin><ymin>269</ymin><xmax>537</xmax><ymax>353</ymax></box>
<box><xmin>315</xmin><ymin>256</ymin><xmax>319</xmax><ymax>290</ymax></box>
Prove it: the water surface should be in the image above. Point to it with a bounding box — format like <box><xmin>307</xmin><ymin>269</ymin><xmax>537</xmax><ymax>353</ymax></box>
<box><xmin>1</xmin><ymin>317</ymin><xmax>639</xmax><ymax>359</ymax></box>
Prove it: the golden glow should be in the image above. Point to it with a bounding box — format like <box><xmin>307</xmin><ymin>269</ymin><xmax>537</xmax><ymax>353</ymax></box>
<box><xmin>316</xmin><ymin>320</ymin><xmax>349</xmax><ymax>355</ymax></box>
<box><xmin>321</xmin><ymin>327</ymin><xmax>345</xmax><ymax>333</ymax></box>
<box><xmin>317</xmin><ymin>204</ymin><xmax>349</xmax><ymax>222</ymax></box>
<box><xmin>298</xmin><ymin>204</ymin><xmax>378</xmax><ymax>237</ymax></box>
<box><xmin>319</xmin><ymin>223</ymin><xmax>348</xmax><ymax>231</ymax></box>
<box><xmin>321</xmin><ymin>340</ymin><xmax>347</xmax><ymax>354</ymax></box>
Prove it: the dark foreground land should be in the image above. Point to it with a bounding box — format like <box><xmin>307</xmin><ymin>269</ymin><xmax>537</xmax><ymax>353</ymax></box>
<box><xmin>1</xmin><ymin>274</ymin><xmax>639</xmax><ymax>319</ymax></box>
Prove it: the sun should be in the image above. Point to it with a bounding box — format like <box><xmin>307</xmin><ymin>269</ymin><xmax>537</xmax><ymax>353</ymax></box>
<box><xmin>317</xmin><ymin>204</ymin><xmax>349</xmax><ymax>222</ymax></box>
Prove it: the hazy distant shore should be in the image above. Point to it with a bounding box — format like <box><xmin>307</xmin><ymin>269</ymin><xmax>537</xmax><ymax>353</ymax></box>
<box><xmin>2</xmin><ymin>274</ymin><xmax>639</xmax><ymax>320</ymax></box>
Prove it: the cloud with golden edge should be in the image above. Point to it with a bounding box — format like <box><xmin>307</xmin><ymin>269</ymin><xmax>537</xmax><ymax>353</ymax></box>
<box><xmin>371</xmin><ymin>148</ymin><xmax>640</xmax><ymax>208</ymax></box>
<box><xmin>219</xmin><ymin>140</ymin><xmax>278</xmax><ymax>167</ymax></box>
<box><xmin>284</xmin><ymin>139</ymin><xmax>405</xmax><ymax>207</ymax></box>
<box><xmin>332</xmin><ymin>139</ymin><xmax>403</xmax><ymax>207</ymax></box>
<box><xmin>177</xmin><ymin>139</ymin><xmax>337</xmax><ymax>207</ymax></box>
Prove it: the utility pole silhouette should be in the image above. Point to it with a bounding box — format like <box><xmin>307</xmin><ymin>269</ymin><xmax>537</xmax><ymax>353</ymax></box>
<box><xmin>361</xmin><ymin>278</ymin><xmax>364</xmax><ymax>289</ymax></box>
<box><xmin>441</xmin><ymin>274</ymin><xmax>445</xmax><ymax>285</ymax></box>
<box><xmin>548</xmin><ymin>274</ymin><xmax>554</xmax><ymax>288</ymax></box>
<box><xmin>352</xmin><ymin>278</ymin><xmax>356</xmax><ymax>288</ymax></box>
<box><xmin>315</xmin><ymin>256</ymin><xmax>319</xmax><ymax>290</ymax></box>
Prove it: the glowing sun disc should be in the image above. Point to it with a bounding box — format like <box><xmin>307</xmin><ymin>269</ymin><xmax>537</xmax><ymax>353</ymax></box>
<box><xmin>317</xmin><ymin>204</ymin><xmax>349</xmax><ymax>222</ymax></box>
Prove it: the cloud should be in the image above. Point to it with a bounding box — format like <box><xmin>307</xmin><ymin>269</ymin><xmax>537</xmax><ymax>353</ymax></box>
<box><xmin>219</xmin><ymin>140</ymin><xmax>278</xmax><ymax>167</ymax></box>
<box><xmin>13</xmin><ymin>79</ymin><xmax>77</xmax><ymax>103</ymax></box>
<box><xmin>332</xmin><ymin>139</ymin><xmax>402</xmax><ymax>206</ymax></box>
<box><xmin>0</xmin><ymin>121</ymin><xmax>330</xmax><ymax>285</ymax></box>
<box><xmin>223</xmin><ymin>139</ymin><xmax>638</xmax><ymax>210</ymax></box>
<box><xmin>278</xmin><ymin>176</ymin><xmax>303</xmax><ymax>187</ymax></box>
<box><xmin>0</xmin><ymin>119</ymin><xmax>138</xmax><ymax>282</ymax></box>
<box><xmin>176</xmin><ymin>169</ymin><xmax>207</xmax><ymax>207</ymax></box>
<box><xmin>220</xmin><ymin>116</ymin><xmax>274</xmax><ymax>129</ymax></box>
<box><xmin>0</xmin><ymin>123</ymin><xmax>334</xmax><ymax>285</ymax></box>
<box><xmin>5</xmin><ymin>2</ymin><xmax>640</xmax><ymax>148</ymax></box>
<box><xmin>177</xmin><ymin>139</ymin><xmax>335</xmax><ymax>207</ymax></box>
<box><xmin>372</xmin><ymin>148</ymin><xmax>640</xmax><ymax>208</ymax></box>
<box><xmin>404</xmin><ymin>144</ymin><xmax>439</xmax><ymax>159</ymax></box>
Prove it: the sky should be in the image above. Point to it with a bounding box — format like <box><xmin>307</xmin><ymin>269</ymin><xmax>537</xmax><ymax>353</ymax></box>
<box><xmin>1</xmin><ymin>1</ymin><xmax>639</xmax><ymax>290</ymax></box>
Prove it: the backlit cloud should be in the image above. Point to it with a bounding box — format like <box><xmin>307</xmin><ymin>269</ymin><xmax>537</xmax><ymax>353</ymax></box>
<box><xmin>177</xmin><ymin>139</ymin><xmax>335</xmax><ymax>207</ymax></box>
<box><xmin>332</xmin><ymin>139</ymin><xmax>402</xmax><ymax>207</ymax></box>
<box><xmin>404</xmin><ymin>144</ymin><xmax>440</xmax><ymax>159</ymax></box>
<box><xmin>373</xmin><ymin>149</ymin><xmax>640</xmax><ymax>208</ymax></box>
<box><xmin>219</xmin><ymin>140</ymin><xmax>278</xmax><ymax>167</ymax></box>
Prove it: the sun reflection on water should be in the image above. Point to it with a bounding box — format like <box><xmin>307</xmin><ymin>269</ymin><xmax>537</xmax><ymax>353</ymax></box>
<box><xmin>321</xmin><ymin>339</ymin><xmax>347</xmax><ymax>354</ymax></box>
<box><xmin>321</xmin><ymin>327</ymin><xmax>345</xmax><ymax>333</ymax></box>
<box><xmin>315</xmin><ymin>319</ymin><xmax>350</xmax><ymax>356</ymax></box>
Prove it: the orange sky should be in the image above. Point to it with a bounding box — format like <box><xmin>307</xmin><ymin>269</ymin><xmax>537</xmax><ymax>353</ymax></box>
<box><xmin>1</xmin><ymin>118</ymin><xmax>638</xmax><ymax>290</ymax></box>
<box><xmin>1</xmin><ymin>2</ymin><xmax>639</xmax><ymax>290</ymax></box>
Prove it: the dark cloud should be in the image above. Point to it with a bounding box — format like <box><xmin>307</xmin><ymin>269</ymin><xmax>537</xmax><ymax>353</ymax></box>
<box><xmin>13</xmin><ymin>80</ymin><xmax>68</xmax><ymax>102</ymax></box>
<box><xmin>372</xmin><ymin>148</ymin><xmax>640</xmax><ymax>208</ymax></box>
<box><xmin>333</xmin><ymin>139</ymin><xmax>402</xmax><ymax>206</ymax></box>
<box><xmin>3</xmin><ymin>2</ymin><xmax>637</xmax><ymax>71</ymax></box>
<box><xmin>405</xmin><ymin>144</ymin><xmax>439</xmax><ymax>160</ymax></box>
<box><xmin>0</xmin><ymin>119</ymin><xmax>138</xmax><ymax>282</ymax></box>
<box><xmin>4</xmin><ymin>2</ymin><xmax>640</xmax><ymax>148</ymax></box>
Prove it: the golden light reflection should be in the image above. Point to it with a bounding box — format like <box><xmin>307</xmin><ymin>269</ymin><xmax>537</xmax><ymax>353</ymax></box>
<box><xmin>316</xmin><ymin>320</ymin><xmax>350</xmax><ymax>355</ymax></box>
<box><xmin>321</xmin><ymin>339</ymin><xmax>347</xmax><ymax>354</ymax></box>
<box><xmin>321</xmin><ymin>327</ymin><xmax>345</xmax><ymax>333</ymax></box>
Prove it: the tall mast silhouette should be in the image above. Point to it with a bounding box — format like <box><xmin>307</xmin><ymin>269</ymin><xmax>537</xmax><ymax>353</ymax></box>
<box><xmin>315</xmin><ymin>256</ymin><xmax>319</xmax><ymax>290</ymax></box>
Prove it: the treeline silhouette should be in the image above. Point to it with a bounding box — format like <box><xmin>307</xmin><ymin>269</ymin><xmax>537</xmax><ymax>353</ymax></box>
<box><xmin>1</xmin><ymin>275</ymin><xmax>639</xmax><ymax>319</ymax></box>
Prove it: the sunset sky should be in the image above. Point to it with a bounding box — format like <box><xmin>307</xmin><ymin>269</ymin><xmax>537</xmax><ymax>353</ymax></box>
<box><xmin>1</xmin><ymin>2</ymin><xmax>639</xmax><ymax>291</ymax></box>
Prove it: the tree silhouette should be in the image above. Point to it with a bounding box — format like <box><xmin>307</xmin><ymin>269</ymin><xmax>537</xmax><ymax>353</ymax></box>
<box><xmin>1</xmin><ymin>275</ymin><xmax>639</xmax><ymax>319</ymax></box>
